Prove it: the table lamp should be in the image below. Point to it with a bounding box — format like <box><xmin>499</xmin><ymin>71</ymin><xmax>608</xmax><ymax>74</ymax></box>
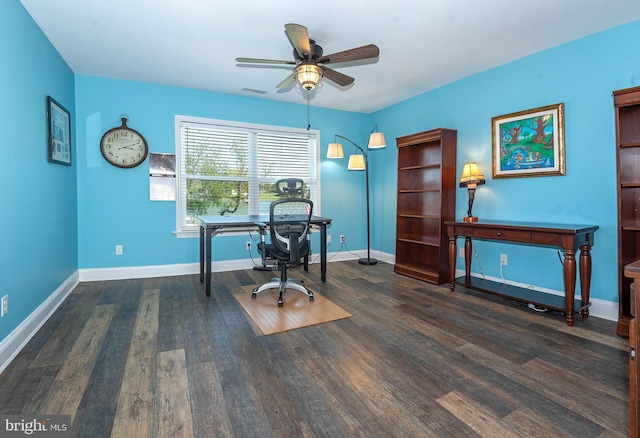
<box><xmin>459</xmin><ymin>162</ymin><xmax>485</xmax><ymax>222</ymax></box>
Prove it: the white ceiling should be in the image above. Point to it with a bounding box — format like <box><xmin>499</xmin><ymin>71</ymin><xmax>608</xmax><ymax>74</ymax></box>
<box><xmin>19</xmin><ymin>0</ymin><xmax>640</xmax><ymax>114</ymax></box>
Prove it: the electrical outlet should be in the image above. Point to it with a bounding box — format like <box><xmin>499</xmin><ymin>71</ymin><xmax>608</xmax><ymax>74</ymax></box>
<box><xmin>1</xmin><ymin>295</ymin><xmax>7</xmax><ymax>317</ymax></box>
<box><xmin>327</xmin><ymin>235</ymin><xmax>332</xmax><ymax>244</ymax></box>
<box><xmin>459</xmin><ymin>247</ymin><xmax>465</xmax><ymax>258</ymax></box>
<box><xmin>500</xmin><ymin>253</ymin><xmax>508</xmax><ymax>266</ymax></box>
<box><xmin>115</xmin><ymin>245</ymin><xmax>123</xmax><ymax>255</ymax></box>
<box><xmin>246</xmin><ymin>241</ymin><xmax>251</xmax><ymax>250</ymax></box>
<box><xmin>340</xmin><ymin>235</ymin><xmax>345</xmax><ymax>243</ymax></box>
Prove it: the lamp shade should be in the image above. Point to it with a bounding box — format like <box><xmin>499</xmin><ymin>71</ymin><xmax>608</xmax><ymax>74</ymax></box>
<box><xmin>294</xmin><ymin>63</ymin><xmax>323</xmax><ymax>90</ymax></box>
<box><xmin>368</xmin><ymin>132</ymin><xmax>387</xmax><ymax>149</ymax></box>
<box><xmin>459</xmin><ymin>162</ymin><xmax>486</xmax><ymax>187</ymax></box>
<box><xmin>347</xmin><ymin>154</ymin><xmax>366</xmax><ymax>170</ymax></box>
<box><xmin>327</xmin><ymin>143</ymin><xmax>344</xmax><ymax>159</ymax></box>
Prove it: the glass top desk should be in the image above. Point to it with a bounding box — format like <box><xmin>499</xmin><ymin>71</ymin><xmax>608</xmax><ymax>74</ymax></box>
<box><xmin>198</xmin><ymin>214</ymin><xmax>332</xmax><ymax>296</ymax></box>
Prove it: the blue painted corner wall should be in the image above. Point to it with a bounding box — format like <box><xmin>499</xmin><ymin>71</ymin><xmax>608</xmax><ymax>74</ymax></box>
<box><xmin>3</xmin><ymin>0</ymin><xmax>640</xmax><ymax>345</ymax></box>
<box><xmin>371</xmin><ymin>20</ymin><xmax>640</xmax><ymax>305</ymax></box>
<box><xmin>1</xmin><ymin>1</ymin><xmax>77</xmax><ymax>342</ymax></box>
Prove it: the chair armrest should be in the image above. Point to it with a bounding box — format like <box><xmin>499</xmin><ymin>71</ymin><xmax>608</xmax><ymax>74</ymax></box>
<box><xmin>254</xmin><ymin>221</ymin><xmax>267</xmax><ymax>237</ymax></box>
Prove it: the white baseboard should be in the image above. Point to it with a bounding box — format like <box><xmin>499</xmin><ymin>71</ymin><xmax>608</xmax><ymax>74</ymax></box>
<box><xmin>366</xmin><ymin>254</ymin><xmax>617</xmax><ymax>321</ymax></box>
<box><xmin>0</xmin><ymin>271</ymin><xmax>79</xmax><ymax>375</ymax></box>
<box><xmin>78</xmin><ymin>249</ymin><xmax>394</xmax><ymax>282</ymax></box>
<box><xmin>326</xmin><ymin>249</ymin><xmax>395</xmax><ymax>264</ymax></box>
<box><xmin>455</xmin><ymin>269</ymin><xmax>618</xmax><ymax>322</ymax></box>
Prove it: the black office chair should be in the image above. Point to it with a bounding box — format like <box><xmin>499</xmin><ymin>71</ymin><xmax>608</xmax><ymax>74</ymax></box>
<box><xmin>255</xmin><ymin>178</ymin><xmax>306</xmax><ymax>271</ymax></box>
<box><xmin>252</xmin><ymin>198</ymin><xmax>314</xmax><ymax>307</ymax></box>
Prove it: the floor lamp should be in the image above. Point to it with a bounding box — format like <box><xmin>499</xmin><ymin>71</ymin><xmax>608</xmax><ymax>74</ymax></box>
<box><xmin>327</xmin><ymin>125</ymin><xmax>386</xmax><ymax>265</ymax></box>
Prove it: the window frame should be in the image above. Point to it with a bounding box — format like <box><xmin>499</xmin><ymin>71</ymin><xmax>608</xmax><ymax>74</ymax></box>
<box><xmin>174</xmin><ymin>115</ymin><xmax>321</xmax><ymax>237</ymax></box>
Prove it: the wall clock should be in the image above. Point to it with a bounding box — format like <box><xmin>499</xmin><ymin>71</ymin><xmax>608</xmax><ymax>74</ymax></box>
<box><xmin>100</xmin><ymin>116</ymin><xmax>148</xmax><ymax>168</ymax></box>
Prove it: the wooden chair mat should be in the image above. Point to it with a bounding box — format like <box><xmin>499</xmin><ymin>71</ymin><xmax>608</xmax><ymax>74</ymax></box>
<box><xmin>235</xmin><ymin>285</ymin><xmax>352</xmax><ymax>335</ymax></box>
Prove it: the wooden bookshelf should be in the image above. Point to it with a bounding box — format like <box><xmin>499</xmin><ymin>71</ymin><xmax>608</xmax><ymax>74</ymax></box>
<box><xmin>394</xmin><ymin>128</ymin><xmax>457</xmax><ymax>284</ymax></box>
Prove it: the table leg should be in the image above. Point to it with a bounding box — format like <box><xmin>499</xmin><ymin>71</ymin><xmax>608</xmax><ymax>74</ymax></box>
<box><xmin>199</xmin><ymin>225</ymin><xmax>205</xmax><ymax>283</ymax></box>
<box><xmin>205</xmin><ymin>228</ymin><xmax>213</xmax><ymax>297</ymax></box>
<box><xmin>579</xmin><ymin>244</ymin><xmax>592</xmax><ymax>319</ymax></box>
<box><xmin>563</xmin><ymin>249</ymin><xmax>577</xmax><ymax>326</ymax></box>
<box><xmin>464</xmin><ymin>237</ymin><xmax>472</xmax><ymax>288</ymax></box>
<box><xmin>320</xmin><ymin>223</ymin><xmax>327</xmax><ymax>282</ymax></box>
<box><xmin>448</xmin><ymin>234</ymin><xmax>456</xmax><ymax>291</ymax></box>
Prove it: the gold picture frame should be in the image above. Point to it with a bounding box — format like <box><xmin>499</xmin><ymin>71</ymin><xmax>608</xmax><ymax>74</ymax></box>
<box><xmin>491</xmin><ymin>103</ymin><xmax>565</xmax><ymax>178</ymax></box>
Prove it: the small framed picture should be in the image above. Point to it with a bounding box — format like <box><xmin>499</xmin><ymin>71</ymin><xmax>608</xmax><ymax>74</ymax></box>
<box><xmin>47</xmin><ymin>96</ymin><xmax>72</xmax><ymax>165</ymax></box>
<box><xmin>491</xmin><ymin>103</ymin><xmax>565</xmax><ymax>178</ymax></box>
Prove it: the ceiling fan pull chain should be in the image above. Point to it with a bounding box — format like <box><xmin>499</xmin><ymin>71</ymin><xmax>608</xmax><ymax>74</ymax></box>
<box><xmin>307</xmin><ymin>93</ymin><xmax>311</xmax><ymax>130</ymax></box>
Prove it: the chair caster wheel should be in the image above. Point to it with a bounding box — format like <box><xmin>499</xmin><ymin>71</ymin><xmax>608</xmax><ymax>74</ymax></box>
<box><xmin>309</xmin><ymin>295</ymin><xmax>314</xmax><ymax>302</ymax></box>
<box><xmin>251</xmin><ymin>293</ymin><xmax>257</xmax><ymax>299</ymax></box>
<box><xmin>278</xmin><ymin>301</ymin><xmax>283</xmax><ymax>307</ymax></box>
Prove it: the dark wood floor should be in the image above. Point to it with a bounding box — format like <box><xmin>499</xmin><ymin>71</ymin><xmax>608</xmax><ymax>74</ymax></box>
<box><xmin>0</xmin><ymin>261</ymin><xmax>629</xmax><ymax>437</ymax></box>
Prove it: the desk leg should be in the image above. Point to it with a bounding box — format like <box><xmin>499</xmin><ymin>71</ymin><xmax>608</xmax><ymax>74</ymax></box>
<box><xmin>320</xmin><ymin>223</ymin><xmax>327</xmax><ymax>282</ymax></box>
<box><xmin>563</xmin><ymin>249</ymin><xmax>577</xmax><ymax>326</ymax></box>
<box><xmin>205</xmin><ymin>228</ymin><xmax>213</xmax><ymax>297</ymax></box>
<box><xmin>199</xmin><ymin>225</ymin><xmax>205</xmax><ymax>283</ymax></box>
<box><xmin>448</xmin><ymin>234</ymin><xmax>456</xmax><ymax>291</ymax></box>
<box><xmin>464</xmin><ymin>237</ymin><xmax>472</xmax><ymax>288</ymax></box>
<box><xmin>579</xmin><ymin>244</ymin><xmax>592</xmax><ymax>319</ymax></box>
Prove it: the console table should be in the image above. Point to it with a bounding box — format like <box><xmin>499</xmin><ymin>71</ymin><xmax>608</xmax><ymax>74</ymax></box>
<box><xmin>445</xmin><ymin>220</ymin><xmax>598</xmax><ymax>326</ymax></box>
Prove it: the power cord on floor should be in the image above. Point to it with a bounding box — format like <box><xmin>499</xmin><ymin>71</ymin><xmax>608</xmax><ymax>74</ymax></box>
<box><xmin>471</xmin><ymin>244</ymin><xmax>548</xmax><ymax>313</ymax></box>
<box><xmin>246</xmin><ymin>230</ymin><xmax>277</xmax><ymax>270</ymax></box>
<box><xmin>311</xmin><ymin>238</ymin><xmax>348</xmax><ymax>264</ymax></box>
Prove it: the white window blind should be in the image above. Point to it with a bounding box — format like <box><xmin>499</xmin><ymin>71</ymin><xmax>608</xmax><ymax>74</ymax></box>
<box><xmin>175</xmin><ymin>115</ymin><xmax>319</xmax><ymax>234</ymax></box>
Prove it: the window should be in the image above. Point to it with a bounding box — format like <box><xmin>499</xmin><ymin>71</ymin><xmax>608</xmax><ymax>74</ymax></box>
<box><xmin>175</xmin><ymin>115</ymin><xmax>319</xmax><ymax>235</ymax></box>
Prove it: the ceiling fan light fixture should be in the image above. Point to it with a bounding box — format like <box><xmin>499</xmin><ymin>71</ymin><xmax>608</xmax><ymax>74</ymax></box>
<box><xmin>294</xmin><ymin>63</ymin><xmax>323</xmax><ymax>90</ymax></box>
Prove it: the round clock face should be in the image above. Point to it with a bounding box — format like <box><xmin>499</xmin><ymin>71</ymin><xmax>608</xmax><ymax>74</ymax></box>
<box><xmin>100</xmin><ymin>127</ymin><xmax>148</xmax><ymax>168</ymax></box>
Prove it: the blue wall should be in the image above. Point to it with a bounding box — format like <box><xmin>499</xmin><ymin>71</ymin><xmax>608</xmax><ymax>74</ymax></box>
<box><xmin>75</xmin><ymin>76</ymin><xmax>375</xmax><ymax>269</ymax></box>
<box><xmin>0</xmin><ymin>1</ymin><xmax>76</xmax><ymax>341</ymax></box>
<box><xmin>370</xmin><ymin>20</ymin><xmax>640</xmax><ymax>303</ymax></box>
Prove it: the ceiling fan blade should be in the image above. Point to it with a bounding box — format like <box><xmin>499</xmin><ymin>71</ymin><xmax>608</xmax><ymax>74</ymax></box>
<box><xmin>321</xmin><ymin>66</ymin><xmax>354</xmax><ymax>87</ymax></box>
<box><xmin>276</xmin><ymin>72</ymin><xmax>296</xmax><ymax>89</ymax></box>
<box><xmin>236</xmin><ymin>57</ymin><xmax>295</xmax><ymax>65</ymax></box>
<box><xmin>284</xmin><ymin>23</ymin><xmax>311</xmax><ymax>58</ymax></box>
<box><xmin>318</xmin><ymin>44</ymin><xmax>380</xmax><ymax>64</ymax></box>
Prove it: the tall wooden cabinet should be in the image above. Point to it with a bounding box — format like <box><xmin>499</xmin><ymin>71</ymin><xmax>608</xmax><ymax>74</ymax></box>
<box><xmin>624</xmin><ymin>261</ymin><xmax>640</xmax><ymax>436</ymax></box>
<box><xmin>615</xmin><ymin>86</ymin><xmax>640</xmax><ymax>337</ymax></box>
<box><xmin>394</xmin><ymin>128</ymin><xmax>457</xmax><ymax>284</ymax></box>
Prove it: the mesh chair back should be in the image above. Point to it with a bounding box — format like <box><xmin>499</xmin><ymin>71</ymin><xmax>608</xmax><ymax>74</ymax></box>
<box><xmin>276</xmin><ymin>178</ymin><xmax>304</xmax><ymax>198</ymax></box>
<box><xmin>270</xmin><ymin>198</ymin><xmax>313</xmax><ymax>263</ymax></box>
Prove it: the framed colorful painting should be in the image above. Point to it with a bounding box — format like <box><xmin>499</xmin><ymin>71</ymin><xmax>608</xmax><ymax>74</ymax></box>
<box><xmin>491</xmin><ymin>103</ymin><xmax>565</xmax><ymax>178</ymax></box>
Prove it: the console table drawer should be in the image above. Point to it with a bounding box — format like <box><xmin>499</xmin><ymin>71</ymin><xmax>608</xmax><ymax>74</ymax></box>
<box><xmin>472</xmin><ymin>228</ymin><xmax>531</xmax><ymax>243</ymax></box>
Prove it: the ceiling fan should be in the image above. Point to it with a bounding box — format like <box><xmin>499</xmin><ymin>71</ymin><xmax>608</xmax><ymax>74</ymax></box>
<box><xmin>236</xmin><ymin>23</ymin><xmax>379</xmax><ymax>91</ymax></box>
